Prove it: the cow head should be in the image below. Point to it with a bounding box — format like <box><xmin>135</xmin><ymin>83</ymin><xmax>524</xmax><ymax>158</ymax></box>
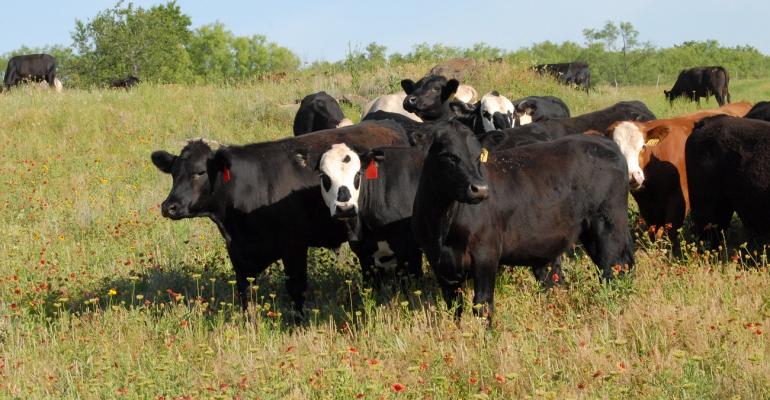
<box><xmin>418</xmin><ymin>120</ymin><xmax>489</xmax><ymax>204</ymax></box>
<box><xmin>401</xmin><ymin>75</ymin><xmax>460</xmax><ymax>121</ymax></box>
<box><xmin>513</xmin><ymin>100</ymin><xmax>535</xmax><ymax>126</ymax></box>
<box><xmin>151</xmin><ymin>140</ymin><xmax>224</xmax><ymax>219</ymax></box>
<box><xmin>480</xmin><ymin>91</ymin><xmax>514</xmax><ymax>131</ymax></box>
<box><xmin>317</xmin><ymin>143</ymin><xmax>371</xmax><ymax>219</ymax></box>
<box><xmin>607</xmin><ymin>121</ymin><xmax>669</xmax><ymax>190</ymax></box>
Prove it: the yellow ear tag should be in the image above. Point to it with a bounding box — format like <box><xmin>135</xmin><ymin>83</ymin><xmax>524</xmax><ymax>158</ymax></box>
<box><xmin>645</xmin><ymin>138</ymin><xmax>660</xmax><ymax>146</ymax></box>
<box><xmin>479</xmin><ymin>148</ymin><xmax>489</xmax><ymax>163</ymax></box>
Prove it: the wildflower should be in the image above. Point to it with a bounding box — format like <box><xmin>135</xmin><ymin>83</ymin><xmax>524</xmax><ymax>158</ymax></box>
<box><xmin>391</xmin><ymin>383</ymin><xmax>405</xmax><ymax>393</ymax></box>
<box><xmin>552</xmin><ymin>273</ymin><xmax>560</xmax><ymax>283</ymax></box>
<box><xmin>495</xmin><ymin>374</ymin><xmax>505</xmax><ymax>383</ymax></box>
<box><xmin>469</xmin><ymin>376</ymin><xmax>478</xmax><ymax>384</ymax></box>
<box><xmin>348</xmin><ymin>347</ymin><xmax>358</xmax><ymax>354</ymax></box>
<box><xmin>108</xmin><ymin>289</ymin><xmax>117</xmax><ymax>297</ymax></box>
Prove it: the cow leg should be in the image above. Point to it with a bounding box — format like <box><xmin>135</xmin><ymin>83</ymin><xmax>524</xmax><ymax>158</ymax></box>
<box><xmin>403</xmin><ymin>247</ymin><xmax>424</xmax><ymax>279</ymax></box>
<box><xmin>282</xmin><ymin>248</ymin><xmax>309</xmax><ymax>318</ymax></box>
<box><xmin>531</xmin><ymin>256</ymin><xmax>565</xmax><ymax>288</ymax></box>
<box><xmin>715</xmin><ymin>91</ymin><xmax>725</xmax><ymax>107</ymax></box>
<box><xmin>349</xmin><ymin>240</ymin><xmax>380</xmax><ymax>287</ymax></box>
<box><xmin>692</xmin><ymin>198</ymin><xmax>734</xmax><ymax>251</ymax></box>
<box><xmin>472</xmin><ymin>263</ymin><xmax>497</xmax><ymax>323</ymax></box>
<box><xmin>441</xmin><ymin>281</ymin><xmax>463</xmax><ymax>319</ymax></box>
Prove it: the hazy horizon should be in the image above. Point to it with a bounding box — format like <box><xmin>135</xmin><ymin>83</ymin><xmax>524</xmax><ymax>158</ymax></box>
<box><xmin>1</xmin><ymin>1</ymin><xmax>767</xmax><ymax>64</ymax></box>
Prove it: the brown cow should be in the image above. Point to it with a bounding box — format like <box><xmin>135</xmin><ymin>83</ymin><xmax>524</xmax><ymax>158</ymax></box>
<box><xmin>607</xmin><ymin>102</ymin><xmax>752</xmax><ymax>255</ymax></box>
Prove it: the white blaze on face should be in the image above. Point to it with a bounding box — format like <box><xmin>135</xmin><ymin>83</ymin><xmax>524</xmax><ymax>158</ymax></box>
<box><xmin>319</xmin><ymin>143</ymin><xmax>362</xmax><ymax>217</ymax></box>
<box><xmin>373</xmin><ymin>241</ymin><xmax>397</xmax><ymax>271</ymax></box>
<box><xmin>517</xmin><ymin>113</ymin><xmax>533</xmax><ymax>126</ymax></box>
<box><xmin>610</xmin><ymin>121</ymin><xmax>646</xmax><ymax>188</ymax></box>
<box><xmin>480</xmin><ymin>92</ymin><xmax>514</xmax><ymax>132</ymax></box>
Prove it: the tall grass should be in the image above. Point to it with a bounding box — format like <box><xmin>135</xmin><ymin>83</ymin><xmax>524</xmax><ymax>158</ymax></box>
<box><xmin>0</xmin><ymin>63</ymin><xmax>769</xmax><ymax>399</ymax></box>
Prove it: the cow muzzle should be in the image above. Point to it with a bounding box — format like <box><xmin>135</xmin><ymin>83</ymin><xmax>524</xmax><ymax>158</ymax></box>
<box><xmin>161</xmin><ymin>200</ymin><xmax>187</xmax><ymax>220</ymax></box>
<box><xmin>333</xmin><ymin>203</ymin><xmax>358</xmax><ymax>219</ymax></box>
<box><xmin>465</xmin><ymin>182</ymin><xmax>490</xmax><ymax>203</ymax></box>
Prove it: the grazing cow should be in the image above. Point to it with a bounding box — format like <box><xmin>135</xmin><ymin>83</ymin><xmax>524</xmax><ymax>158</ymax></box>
<box><xmin>448</xmin><ymin>91</ymin><xmax>515</xmax><ymax>134</ymax></box>
<box><xmin>411</xmin><ymin>121</ymin><xmax>633</xmax><ymax>321</ymax></box>
<box><xmin>316</xmin><ymin>143</ymin><xmax>425</xmax><ymax>282</ymax></box>
<box><xmin>534</xmin><ymin>62</ymin><xmax>591</xmax><ymax>91</ymax></box>
<box><xmin>745</xmin><ymin>101</ymin><xmax>770</xmax><ymax>122</ymax></box>
<box><xmin>150</xmin><ymin>122</ymin><xmax>410</xmax><ymax>315</ymax></box>
<box><xmin>293</xmin><ymin>91</ymin><xmax>352</xmax><ymax>136</ymax></box>
<box><xmin>401</xmin><ymin>75</ymin><xmax>460</xmax><ymax>121</ymax></box>
<box><xmin>665</xmin><ymin>66</ymin><xmax>730</xmax><ymax>106</ymax></box>
<box><xmin>606</xmin><ymin>102</ymin><xmax>752</xmax><ymax>255</ymax></box>
<box><xmin>511</xmin><ymin>96</ymin><xmax>570</xmax><ymax>126</ymax></box>
<box><xmin>110</xmin><ymin>76</ymin><xmax>140</xmax><ymax>89</ymax></box>
<box><xmin>362</xmin><ymin>93</ymin><xmax>422</xmax><ymax>122</ymax></box>
<box><xmin>3</xmin><ymin>54</ymin><xmax>57</xmax><ymax>91</ymax></box>
<box><xmin>686</xmin><ymin>115</ymin><xmax>770</xmax><ymax>248</ymax></box>
<box><xmin>482</xmin><ymin>101</ymin><xmax>656</xmax><ymax>149</ymax></box>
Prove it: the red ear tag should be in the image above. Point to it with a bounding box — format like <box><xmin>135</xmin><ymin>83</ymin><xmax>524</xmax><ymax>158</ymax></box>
<box><xmin>223</xmin><ymin>167</ymin><xmax>231</xmax><ymax>183</ymax></box>
<box><xmin>365</xmin><ymin>160</ymin><xmax>378</xmax><ymax>180</ymax></box>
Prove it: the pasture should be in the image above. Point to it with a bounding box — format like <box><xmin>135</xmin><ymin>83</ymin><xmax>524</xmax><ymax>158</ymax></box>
<box><xmin>1</xmin><ymin>62</ymin><xmax>770</xmax><ymax>399</ymax></box>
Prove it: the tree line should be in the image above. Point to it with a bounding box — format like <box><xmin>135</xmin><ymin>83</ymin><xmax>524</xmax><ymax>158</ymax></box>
<box><xmin>2</xmin><ymin>2</ymin><xmax>769</xmax><ymax>88</ymax></box>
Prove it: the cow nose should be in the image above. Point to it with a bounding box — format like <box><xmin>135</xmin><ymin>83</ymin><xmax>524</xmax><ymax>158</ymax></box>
<box><xmin>467</xmin><ymin>183</ymin><xmax>490</xmax><ymax>201</ymax></box>
<box><xmin>334</xmin><ymin>203</ymin><xmax>357</xmax><ymax>219</ymax></box>
<box><xmin>161</xmin><ymin>201</ymin><xmax>180</xmax><ymax>218</ymax></box>
<box><xmin>629</xmin><ymin>171</ymin><xmax>644</xmax><ymax>190</ymax></box>
<box><xmin>337</xmin><ymin>186</ymin><xmax>352</xmax><ymax>202</ymax></box>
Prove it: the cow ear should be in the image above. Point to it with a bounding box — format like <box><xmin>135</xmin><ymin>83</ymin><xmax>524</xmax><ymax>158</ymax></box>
<box><xmin>410</xmin><ymin>130</ymin><xmax>435</xmax><ymax>148</ymax></box>
<box><xmin>478</xmin><ymin>130</ymin><xmax>506</xmax><ymax>151</ymax></box>
<box><xmin>401</xmin><ymin>79</ymin><xmax>416</xmax><ymax>95</ymax></box>
<box><xmin>294</xmin><ymin>149</ymin><xmax>310</xmax><ymax>168</ymax></box>
<box><xmin>151</xmin><ymin>150</ymin><xmax>176</xmax><ymax>174</ymax></box>
<box><xmin>369</xmin><ymin>149</ymin><xmax>385</xmax><ymax>162</ymax></box>
<box><xmin>208</xmin><ymin>148</ymin><xmax>232</xmax><ymax>180</ymax></box>
<box><xmin>449</xmin><ymin>100</ymin><xmax>477</xmax><ymax>117</ymax></box>
<box><xmin>442</xmin><ymin>79</ymin><xmax>460</xmax><ymax>102</ymax></box>
<box><xmin>645</xmin><ymin>126</ymin><xmax>669</xmax><ymax>144</ymax></box>
<box><xmin>583</xmin><ymin>129</ymin><xmax>604</xmax><ymax>137</ymax></box>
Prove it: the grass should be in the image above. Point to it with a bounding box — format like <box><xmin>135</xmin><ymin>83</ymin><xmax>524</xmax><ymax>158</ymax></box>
<box><xmin>1</xmin><ymin>62</ymin><xmax>769</xmax><ymax>399</ymax></box>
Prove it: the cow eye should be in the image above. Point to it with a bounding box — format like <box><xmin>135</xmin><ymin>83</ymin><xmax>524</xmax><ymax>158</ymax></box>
<box><xmin>441</xmin><ymin>153</ymin><xmax>460</xmax><ymax>163</ymax></box>
<box><xmin>195</xmin><ymin>171</ymin><xmax>206</xmax><ymax>177</ymax></box>
<box><xmin>320</xmin><ymin>173</ymin><xmax>332</xmax><ymax>192</ymax></box>
<box><xmin>354</xmin><ymin>172</ymin><xmax>361</xmax><ymax>189</ymax></box>
<box><xmin>433</xmin><ymin>86</ymin><xmax>441</xmax><ymax>92</ymax></box>
<box><xmin>482</xmin><ymin>111</ymin><xmax>491</xmax><ymax>119</ymax></box>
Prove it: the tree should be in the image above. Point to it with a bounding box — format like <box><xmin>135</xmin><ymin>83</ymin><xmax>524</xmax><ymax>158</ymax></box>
<box><xmin>71</xmin><ymin>1</ymin><xmax>193</xmax><ymax>85</ymax></box>
<box><xmin>583</xmin><ymin>21</ymin><xmax>653</xmax><ymax>85</ymax></box>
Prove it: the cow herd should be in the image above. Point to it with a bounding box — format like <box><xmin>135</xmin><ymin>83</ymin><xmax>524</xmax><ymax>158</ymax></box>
<box><xmin>149</xmin><ymin>64</ymin><xmax>770</xmax><ymax>323</ymax></box>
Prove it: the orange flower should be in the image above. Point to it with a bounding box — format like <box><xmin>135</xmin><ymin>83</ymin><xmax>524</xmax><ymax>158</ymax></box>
<box><xmin>391</xmin><ymin>383</ymin><xmax>406</xmax><ymax>392</ymax></box>
<box><xmin>495</xmin><ymin>374</ymin><xmax>505</xmax><ymax>383</ymax></box>
<box><xmin>469</xmin><ymin>377</ymin><xmax>478</xmax><ymax>385</ymax></box>
<box><xmin>551</xmin><ymin>273</ymin><xmax>560</xmax><ymax>283</ymax></box>
<box><xmin>348</xmin><ymin>347</ymin><xmax>358</xmax><ymax>354</ymax></box>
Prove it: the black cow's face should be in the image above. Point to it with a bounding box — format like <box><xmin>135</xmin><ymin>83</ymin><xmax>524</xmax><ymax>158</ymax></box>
<box><xmin>151</xmin><ymin>140</ymin><xmax>218</xmax><ymax>220</ymax></box>
<box><xmin>422</xmin><ymin>121</ymin><xmax>489</xmax><ymax>204</ymax></box>
<box><xmin>401</xmin><ymin>75</ymin><xmax>459</xmax><ymax>121</ymax></box>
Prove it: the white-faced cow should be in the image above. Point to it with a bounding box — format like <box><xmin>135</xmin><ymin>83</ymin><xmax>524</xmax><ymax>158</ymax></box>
<box><xmin>316</xmin><ymin>143</ymin><xmax>425</xmax><ymax>282</ymax></box>
<box><xmin>412</xmin><ymin>121</ymin><xmax>633</xmax><ymax>322</ymax></box>
<box><xmin>665</xmin><ymin>66</ymin><xmax>730</xmax><ymax>106</ymax></box>
<box><xmin>150</xmin><ymin>122</ymin><xmax>410</xmax><ymax>317</ymax></box>
<box><xmin>293</xmin><ymin>91</ymin><xmax>352</xmax><ymax>136</ymax></box>
<box><xmin>605</xmin><ymin>102</ymin><xmax>752</xmax><ymax>256</ymax></box>
<box><xmin>3</xmin><ymin>54</ymin><xmax>57</xmax><ymax>91</ymax></box>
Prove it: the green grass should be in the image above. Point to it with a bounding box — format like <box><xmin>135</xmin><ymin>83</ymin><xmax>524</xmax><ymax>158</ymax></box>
<box><xmin>1</xmin><ymin>62</ymin><xmax>769</xmax><ymax>399</ymax></box>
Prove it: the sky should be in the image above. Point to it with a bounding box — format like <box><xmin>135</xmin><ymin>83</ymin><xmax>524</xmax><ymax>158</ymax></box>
<box><xmin>1</xmin><ymin>0</ymin><xmax>767</xmax><ymax>64</ymax></box>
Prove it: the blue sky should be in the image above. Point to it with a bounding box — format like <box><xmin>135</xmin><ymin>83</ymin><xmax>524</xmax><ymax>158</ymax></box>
<box><xmin>1</xmin><ymin>1</ymin><xmax>767</xmax><ymax>64</ymax></box>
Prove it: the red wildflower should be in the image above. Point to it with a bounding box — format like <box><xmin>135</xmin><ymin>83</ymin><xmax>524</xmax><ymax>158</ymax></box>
<box><xmin>551</xmin><ymin>273</ymin><xmax>560</xmax><ymax>283</ymax></box>
<box><xmin>577</xmin><ymin>382</ymin><xmax>586</xmax><ymax>390</ymax></box>
<box><xmin>495</xmin><ymin>374</ymin><xmax>505</xmax><ymax>383</ymax></box>
<box><xmin>391</xmin><ymin>383</ymin><xmax>406</xmax><ymax>392</ymax></box>
<box><xmin>469</xmin><ymin>377</ymin><xmax>478</xmax><ymax>385</ymax></box>
<box><xmin>348</xmin><ymin>347</ymin><xmax>358</xmax><ymax>354</ymax></box>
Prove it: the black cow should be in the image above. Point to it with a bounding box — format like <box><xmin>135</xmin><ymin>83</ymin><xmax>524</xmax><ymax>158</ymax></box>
<box><xmin>411</xmin><ymin>121</ymin><xmax>634</xmax><ymax>321</ymax></box>
<box><xmin>293</xmin><ymin>91</ymin><xmax>352</xmax><ymax>136</ymax></box>
<box><xmin>686</xmin><ymin>115</ymin><xmax>770</xmax><ymax>248</ymax></box>
<box><xmin>111</xmin><ymin>76</ymin><xmax>140</xmax><ymax>89</ymax></box>
<box><xmin>3</xmin><ymin>54</ymin><xmax>57</xmax><ymax>91</ymax></box>
<box><xmin>482</xmin><ymin>101</ymin><xmax>656</xmax><ymax>148</ymax></box>
<box><xmin>150</xmin><ymin>122</ymin><xmax>409</xmax><ymax>315</ymax></box>
<box><xmin>510</xmin><ymin>96</ymin><xmax>571</xmax><ymax>126</ymax></box>
<box><xmin>534</xmin><ymin>62</ymin><xmax>591</xmax><ymax>92</ymax></box>
<box><xmin>745</xmin><ymin>101</ymin><xmax>770</xmax><ymax>122</ymax></box>
<box><xmin>315</xmin><ymin>143</ymin><xmax>425</xmax><ymax>283</ymax></box>
<box><xmin>401</xmin><ymin>75</ymin><xmax>459</xmax><ymax>121</ymax></box>
<box><xmin>665</xmin><ymin>66</ymin><xmax>730</xmax><ymax>106</ymax></box>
